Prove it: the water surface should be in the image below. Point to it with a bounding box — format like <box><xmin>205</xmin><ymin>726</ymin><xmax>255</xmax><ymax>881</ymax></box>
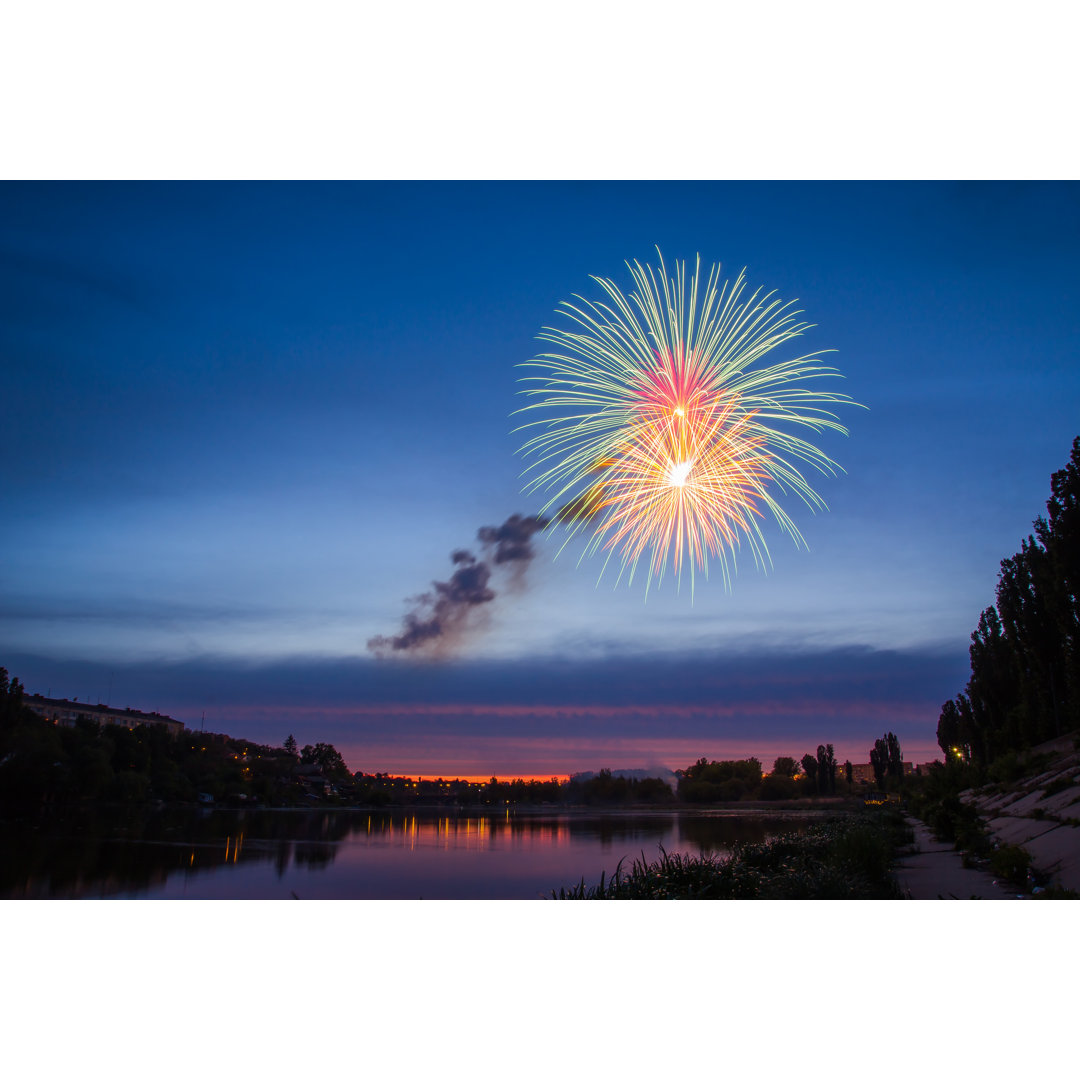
<box><xmin>2</xmin><ymin>806</ymin><xmax>820</xmax><ymax>899</ymax></box>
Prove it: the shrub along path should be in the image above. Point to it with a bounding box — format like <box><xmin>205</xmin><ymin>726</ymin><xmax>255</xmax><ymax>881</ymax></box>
<box><xmin>895</xmin><ymin>817</ymin><xmax>1019</xmax><ymax>900</ymax></box>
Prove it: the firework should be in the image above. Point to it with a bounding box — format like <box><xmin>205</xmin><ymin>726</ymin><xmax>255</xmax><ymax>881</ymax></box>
<box><xmin>516</xmin><ymin>250</ymin><xmax>858</xmax><ymax>594</ymax></box>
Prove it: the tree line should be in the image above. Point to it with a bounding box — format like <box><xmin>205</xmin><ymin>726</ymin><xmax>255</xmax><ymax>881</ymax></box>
<box><xmin>3</xmin><ymin>666</ymin><xmax>905</xmax><ymax>808</ymax></box>
<box><xmin>0</xmin><ymin>674</ymin><xmax>350</xmax><ymax>809</ymax></box>
<box><xmin>938</xmin><ymin>437</ymin><xmax>1080</xmax><ymax>767</ymax></box>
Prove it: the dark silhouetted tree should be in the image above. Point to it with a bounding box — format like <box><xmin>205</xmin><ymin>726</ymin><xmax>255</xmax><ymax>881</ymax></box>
<box><xmin>678</xmin><ymin>758</ymin><xmax>762</xmax><ymax>803</ymax></box>
<box><xmin>869</xmin><ymin>733</ymin><xmax>902</xmax><ymax>789</ymax></box>
<box><xmin>870</xmin><ymin>739</ymin><xmax>887</xmax><ymax>789</ymax></box>
<box><xmin>300</xmin><ymin>742</ymin><xmax>349</xmax><ymax>780</ymax></box>
<box><xmin>937</xmin><ymin>698</ymin><xmax>967</xmax><ymax>763</ymax></box>
<box><xmin>885</xmin><ymin>732</ymin><xmax>902</xmax><ymax>782</ymax></box>
<box><xmin>939</xmin><ymin>437</ymin><xmax>1080</xmax><ymax>765</ymax></box>
<box><xmin>0</xmin><ymin>668</ymin><xmax>26</xmax><ymax>727</ymax></box>
<box><xmin>816</xmin><ymin>744</ymin><xmax>836</xmax><ymax>794</ymax></box>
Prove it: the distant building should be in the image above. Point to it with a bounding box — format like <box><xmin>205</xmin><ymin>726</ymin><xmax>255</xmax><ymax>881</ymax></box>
<box><xmin>25</xmin><ymin>694</ymin><xmax>185</xmax><ymax>737</ymax></box>
<box><xmin>848</xmin><ymin>763</ymin><xmax>876</xmax><ymax>784</ymax></box>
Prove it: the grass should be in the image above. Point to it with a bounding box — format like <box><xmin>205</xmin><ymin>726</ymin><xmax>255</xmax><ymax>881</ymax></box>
<box><xmin>552</xmin><ymin>809</ymin><xmax>911</xmax><ymax>900</ymax></box>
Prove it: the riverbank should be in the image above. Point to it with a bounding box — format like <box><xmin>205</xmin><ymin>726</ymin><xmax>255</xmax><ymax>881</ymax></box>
<box><xmin>960</xmin><ymin>738</ymin><xmax>1080</xmax><ymax>893</ymax></box>
<box><xmin>903</xmin><ymin>732</ymin><xmax>1080</xmax><ymax>897</ymax></box>
<box><xmin>553</xmin><ymin>806</ymin><xmax>910</xmax><ymax>899</ymax></box>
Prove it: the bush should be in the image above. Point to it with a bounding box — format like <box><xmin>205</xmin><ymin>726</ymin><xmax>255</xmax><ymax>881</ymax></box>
<box><xmin>987</xmin><ymin>752</ymin><xmax>1023</xmax><ymax>785</ymax></box>
<box><xmin>989</xmin><ymin>843</ymin><xmax>1032</xmax><ymax>886</ymax></box>
<box><xmin>922</xmin><ymin>793</ymin><xmax>989</xmax><ymax>854</ymax></box>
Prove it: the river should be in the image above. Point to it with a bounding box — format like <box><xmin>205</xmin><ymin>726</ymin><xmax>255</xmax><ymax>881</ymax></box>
<box><xmin>2</xmin><ymin>805</ymin><xmax>827</xmax><ymax>899</ymax></box>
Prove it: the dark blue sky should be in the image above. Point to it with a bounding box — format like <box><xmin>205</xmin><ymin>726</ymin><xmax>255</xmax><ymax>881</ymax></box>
<box><xmin>4</xmin><ymin>181</ymin><xmax>1079</xmax><ymax>774</ymax></box>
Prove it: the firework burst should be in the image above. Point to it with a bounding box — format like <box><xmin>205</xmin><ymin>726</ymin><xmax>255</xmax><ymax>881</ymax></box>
<box><xmin>516</xmin><ymin>250</ymin><xmax>859</xmax><ymax>595</ymax></box>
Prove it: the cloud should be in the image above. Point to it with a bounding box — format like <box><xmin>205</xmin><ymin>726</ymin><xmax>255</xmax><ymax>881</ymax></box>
<box><xmin>5</xmin><ymin>642</ymin><xmax>967</xmax><ymax>773</ymax></box>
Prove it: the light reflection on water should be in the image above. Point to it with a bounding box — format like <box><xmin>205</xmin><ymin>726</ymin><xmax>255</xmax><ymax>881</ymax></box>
<box><xmin>2</xmin><ymin>807</ymin><xmax>819</xmax><ymax>900</ymax></box>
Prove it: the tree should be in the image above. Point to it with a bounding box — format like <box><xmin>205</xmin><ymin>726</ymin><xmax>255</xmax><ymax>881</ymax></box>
<box><xmin>939</xmin><ymin>437</ymin><xmax>1080</xmax><ymax>765</ymax></box>
<box><xmin>816</xmin><ymin>744</ymin><xmax>836</xmax><ymax>795</ymax></box>
<box><xmin>937</xmin><ymin>698</ymin><xmax>967</xmax><ymax>763</ymax></box>
<box><xmin>300</xmin><ymin>742</ymin><xmax>349</xmax><ymax>780</ymax></box>
<box><xmin>870</xmin><ymin>733</ymin><xmax>902</xmax><ymax>789</ymax></box>
<box><xmin>283</xmin><ymin>733</ymin><xmax>298</xmax><ymax>757</ymax></box>
<box><xmin>772</xmin><ymin>756</ymin><xmax>799</xmax><ymax>778</ymax></box>
<box><xmin>0</xmin><ymin>668</ymin><xmax>27</xmax><ymax>727</ymax></box>
<box><xmin>870</xmin><ymin>739</ymin><xmax>887</xmax><ymax>789</ymax></box>
<box><xmin>885</xmin><ymin>732</ymin><xmax>903</xmax><ymax>782</ymax></box>
<box><xmin>677</xmin><ymin>758</ymin><xmax>762</xmax><ymax>803</ymax></box>
<box><xmin>801</xmin><ymin>753</ymin><xmax>818</xmax><ymax>791</ymax></box>
<box><xmin>845</xmin><ymin>760</ymin><xmax>853</xmax><ymax>788</ymax></box>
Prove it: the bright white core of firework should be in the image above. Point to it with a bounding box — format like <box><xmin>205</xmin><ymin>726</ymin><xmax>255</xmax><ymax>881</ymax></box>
<box><xmin>668</xmin><ymin>460</ymin><xmax>693</xmax><ymax>488</ymax></box>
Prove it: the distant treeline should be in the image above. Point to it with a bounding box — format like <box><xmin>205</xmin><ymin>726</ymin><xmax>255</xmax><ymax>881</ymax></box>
<box><xmin>0</xmin><ymin>672</ymin><xmax>305</xmax><ymax>809</ymax></box>
<box><xmin>2</xmin><ymin>667</ymin><xmax>901</xmax><ymax>809</ymax></box>
<box><xmin>938</xmin><ymin>437</ymin><xmax>1080</xmax><ymax>767</ymax></box>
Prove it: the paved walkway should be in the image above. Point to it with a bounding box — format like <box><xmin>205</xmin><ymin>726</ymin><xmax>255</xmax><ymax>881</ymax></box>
<box><xmin>894</xmin><ymin>817</ymin><xmax>1020</xmax><ymax>900</ymax></box>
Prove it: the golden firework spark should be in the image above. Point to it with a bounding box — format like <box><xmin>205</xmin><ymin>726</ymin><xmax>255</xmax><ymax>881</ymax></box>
<box><xmin>516</xmin><ymin>250</ymin><xmax>860</xmax><ymax>595</ymax></box>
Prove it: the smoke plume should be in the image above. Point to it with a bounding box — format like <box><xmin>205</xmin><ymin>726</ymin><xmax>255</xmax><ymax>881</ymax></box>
<box><xmin>368</xmin><ymin>514</ymin><xmax>548</xmax><ymax>657</ymax></box>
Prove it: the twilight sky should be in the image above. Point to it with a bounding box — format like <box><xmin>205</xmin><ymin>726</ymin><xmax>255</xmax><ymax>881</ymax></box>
<box><xmin>4</xmin><ymin>180</ymin><xmax>1079</xmax><ymax>776</ymax></box>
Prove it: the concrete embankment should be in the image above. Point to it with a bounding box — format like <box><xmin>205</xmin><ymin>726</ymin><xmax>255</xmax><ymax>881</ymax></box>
<box><xmin>960</xmin><ymin>737</ymin><xmax>1080</xmax><ymax>893</ymax></box>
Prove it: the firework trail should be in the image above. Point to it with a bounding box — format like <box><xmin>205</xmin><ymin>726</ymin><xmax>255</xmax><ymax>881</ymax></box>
<box><xmin>516</xmin><ymin>250</ymin><xmax>860</xmax><ymax>595</ymax></box>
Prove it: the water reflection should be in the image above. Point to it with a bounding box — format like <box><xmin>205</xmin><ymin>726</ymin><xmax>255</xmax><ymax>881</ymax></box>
<box><xmin>1</xmin><ymin>806</ymin><xmax>818</xmax><ymax>900</ymax></box>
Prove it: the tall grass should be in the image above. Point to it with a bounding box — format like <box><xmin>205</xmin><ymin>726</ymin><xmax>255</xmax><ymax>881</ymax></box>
<box><xmin>553</xmin><ymin>810</ymin><xmax>911</xmax><ymax>899</ymax></box>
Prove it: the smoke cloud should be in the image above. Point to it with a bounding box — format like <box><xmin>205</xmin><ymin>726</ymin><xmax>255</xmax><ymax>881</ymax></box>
<box><xmin>368</xmin><ymin>514</ymin><xmax>548</xmax><ymax>657</ymax></box>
